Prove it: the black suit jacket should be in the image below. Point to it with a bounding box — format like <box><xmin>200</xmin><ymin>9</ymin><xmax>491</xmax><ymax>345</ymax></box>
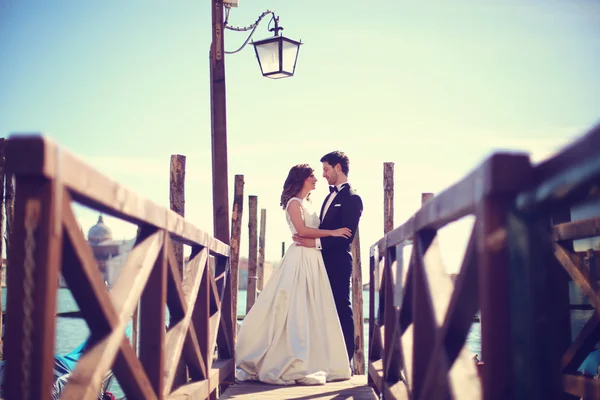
<box><xmin>318</xmin><ymin>184</ymin><xmax>363</xmax><ymax>273</ymax></box>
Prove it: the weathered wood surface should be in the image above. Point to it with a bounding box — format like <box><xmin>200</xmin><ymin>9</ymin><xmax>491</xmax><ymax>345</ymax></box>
<box><xmin>220</xmin><ymin>376</ymin><xmax>379</xmax><ymax>400</ymax></box>
<box><xmin>246</xmin><ymin>195</ymin><xmax>258</xmax><ymax>313</ymax></box>
<box><xmin>170</xmin><ymin>154</ymin><xmax>186</xmax><ymax>277</ymax></box>
<box><xmin>0</xmin><ymin>138</ymin><xmax>5</xmax><ymax>355</ymax></box>
<box><xmin>230</xmin><ymin>174</ymin><xmax>244</xmax><ymax>340</ymax></box>
<box><xmin>3</xmin><ymin>136</ymin><xmax>234</xmax><ymax>399</ymax></box>
<box><xmin>257</xmin><ymin>208</ymin><xmax>267</xmax><ymax>292</ymax></box>
<box><xmin>383</xmin><ymin>162</ymin><xmax>394</xmax><ymax>234</ymax></box>
<box><xmin>5</xmin><ymin>135</ymin><xmax>228</xmax><ymax>256</ymax></box>
<box><xmin>169</xmin><ymin>153</ymin><xmax>187</xmax><ymax>389</ymax></box>
<box><xmin>351</xmin><ymin>227</ymin><xmax>365</xmax><ymax>375</ymax></box>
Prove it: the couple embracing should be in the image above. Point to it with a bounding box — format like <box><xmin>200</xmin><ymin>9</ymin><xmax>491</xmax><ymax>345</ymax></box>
<box><xmin>235</xmin><ymin>151</ymin><xmax>364</xmax><ymax>385</ymax></box>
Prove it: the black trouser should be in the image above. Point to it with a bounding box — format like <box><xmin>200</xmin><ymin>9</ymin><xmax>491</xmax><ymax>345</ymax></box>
<box><xmin>323</xmin><ymin>251</ymin><xmax>354</xmax><ymax>362</ymax></box>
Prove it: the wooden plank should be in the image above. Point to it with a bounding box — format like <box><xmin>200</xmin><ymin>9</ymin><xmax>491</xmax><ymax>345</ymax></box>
<box><xmin>506</xmin><ymin>211</ymin><xmax>563</xmax><ymax>398</ymax></box>
<box><xmin>0</xmin><ymin>138</ymin><xmax>4</xmax><ymax>355</ymax></box>
<box><xmin>169</xmin><ymin>359</ymin><xmax>234</xmax><ymax>399</ymax></box>
<box><xmin>554</xmin><ymin>243</ymin><xmax>600</xmax><ymax>313</ymax></box>
<box><xmin>477</xmin><ymin>195</ymin><xmax>514</xmax><ymax>400</ymax></box>
<box><xmin>5</xmin><ymin>135</ymin><xmax>229</xmax><ymax>256</ymax></box>
<box><xmin>139</xmin><ymin>233</ymin><xmax>168</xmax><ymax>397</ymax></box>
<box><xmin>553</xmin><ymin>216</ymin><xmax>600</xmax><ymax>241</ymax></box>
<box><xmin>166</xmin><ymin>236</ymin><xmax>187</xmax><ymax>324</ymax></box>
<box><xmin>411</xmin><ymin>230</ymin><xmax>448</xmax><ymax>399</ymax></box>
<box><xmin>257</xmin><ymin>208</ymin><xmax>266</xmax><ymax>291</ymax></box>
<box><xmin>383</xmin><ymin>247</ymin><xmax>396</xmax><ymax>377</ymax></box>
<box><xmin>163</xmin><ymin>248</ymin><xmax>209</xmax><ymax>396</ymax></box>
<box><xmin>562</xmin><ymin>313</ymin><xmax>600</xmax><ymax>373</ymax></box>
<box><xmin>369</xmin><ymin>359</ymin><xmax>384</xmax><ymax>394</ymax></box>
<box><xmin>562</xmin><ymin>373</ymin><xmax>600</xmax><ymax>398</ymax></box>
<box><xmin>517</xmin><ymin>151</ymin><xmax>600</xmax><ymax>214</ymax></box>
<box><xmin>351</xmin><ymin>227</ymin><xmax>366</xmax><ymax>374</ymax></box>
<box><xmin>382</xmin><ymin>153</ymin><xmax>531</xmax><ymax>250</ymax></box>
<box><xmin>3</xmin><ymin>179</ymin><xmax>62</xmax><ymax>400</ymax></box>
<box><xmin>214</xmin><ymin>256</ymin><xmax>234</xmax><ymax>361</ymax></box>
<box><xmin>246</xmin><ymin>195</ymin><xmax>258</xmax><ymax>312</ymax></box>
<box><xmin>229</xmin><ymin>175</ymin><xmax>244</xmax><ymax>342</ymax></box>
<box><xmin>191</xmin><ymin>260</ymin><xmax>216</xmax><ymax>397</ymax></box>
<box><xmin>383</xmin><ymin>380</ymin><xmax>410</xmax><ymax>400</ymax></box>
<box><xmin>368</xmin><ymin>251</ymin><xmax>378</xmax><ymax>363</ymax></box>
<box><xmin>216</xmin><ymin>369</ymin><xmax>375</xmax><ymax>400</ymax></box>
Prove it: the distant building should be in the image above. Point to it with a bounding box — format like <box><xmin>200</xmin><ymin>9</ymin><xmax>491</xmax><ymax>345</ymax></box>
<box><xmin>58</xmin><ymin>215</ymin><xmax>134</xmax><ymax>288</ymax></box>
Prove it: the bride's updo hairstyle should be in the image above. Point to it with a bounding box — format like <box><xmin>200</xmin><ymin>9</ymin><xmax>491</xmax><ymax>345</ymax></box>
<box><xmin>280</xmin><ymin>164</ymin><xmax>314</xmax><ymax>209</ymax></box>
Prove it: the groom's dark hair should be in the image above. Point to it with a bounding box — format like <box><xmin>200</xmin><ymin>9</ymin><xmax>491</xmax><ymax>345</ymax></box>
<box><xmin>320</xmin><ymin>151</ymin><xmax>350</xmax><ymax>176</ymax></box>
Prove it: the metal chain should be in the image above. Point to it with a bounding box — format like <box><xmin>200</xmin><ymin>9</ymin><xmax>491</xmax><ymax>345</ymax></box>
<box><xmin>224</xmin><ymin>9</ymin><xmax>274</xmax><ymax>32</ymax></box>
<box><xmin>21</xmin><ymin>199</ymin><xmax>41</xmax><ymax>399</ymax></box>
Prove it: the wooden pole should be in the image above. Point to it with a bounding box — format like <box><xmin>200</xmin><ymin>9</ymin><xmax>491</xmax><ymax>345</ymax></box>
<box><xmin>384</xmin><ymin>162</ymin><xmax>394</xmax><ymax>234</ymax></box>
<box><xmin>170</xmin><ymin>155</ymin><xmax>186</xmax><ymax>277</ymax></box>
<box><xmin>0</xmin><ymin>139</ymin><xmax>4</xmax><ymax>357</ymax></box>
<box><xmin>422</xmin><ymin>192</ymin><xmax>433</xmax><ymax>205</ymax></box>
<box><xmin>5</xmin><ymin>170</ymin><xmax>14</xmax><ymax>267</ymax></box>
<box><xmin>257</xmin><ymin>209</ymin><xmax>267</xmax><ymax>292</ymax></box>
<box><xmin>246</xmin><ymin>196</ymin><xmax>258</xmax><ymax>313</ymax></box>
<box><xmin>351</xmin><ymin>227</ymin><xmax>365</xmax><ymax>374</ymax></box>
<box><xmin>169</xmin><ymin>154</ymin><xmax>187</xmax><ymax>386</ymax></box>
<box><xmin>230</xmin><ymin>175</ymin><xmax>244</xmax><ymax>328</ymax></box>
<box><xmin>3</xmin><ymin>162</ymin><xmax>14</xmax><ymax>359</ymax></box>
<box><xmin>210</xmin><ymin>0</ymin><xmax>230</xmax><ymax>246</ymax></box>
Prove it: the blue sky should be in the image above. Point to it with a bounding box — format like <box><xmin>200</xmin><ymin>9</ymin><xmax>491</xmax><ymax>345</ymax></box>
<box><xmin>1</xmin><ymin>0</ymin><xmax>599</xmax><ymax>277</ymax></box>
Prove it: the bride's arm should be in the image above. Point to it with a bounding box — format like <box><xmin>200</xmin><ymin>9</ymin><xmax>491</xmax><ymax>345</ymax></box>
<box><xmin>287</xmin><ymin>201</ymin><xmax>350</xmax><ymax>238</ymax></box>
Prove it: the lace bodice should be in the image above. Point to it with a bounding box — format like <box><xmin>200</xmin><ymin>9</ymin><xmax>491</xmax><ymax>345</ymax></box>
<box><xmin>285</xmin><ymin>197</ymin><xmax>320</xmax><ymax>234</ymax></box>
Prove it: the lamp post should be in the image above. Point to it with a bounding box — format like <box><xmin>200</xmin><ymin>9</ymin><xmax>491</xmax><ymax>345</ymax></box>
<box><xmin>209</xmin><ymin>0</ymin><xmax>301</xmax><ymax>244</ymax></box>
<box><xmin>210</xmin><ymin>0</ymin><xmax>230</xmax><ymax>244</ymax></box>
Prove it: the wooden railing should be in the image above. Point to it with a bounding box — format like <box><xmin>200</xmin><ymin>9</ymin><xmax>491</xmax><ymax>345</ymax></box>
<box><xmin>368</xmin><ymin>122</ymin><xmax>600</xmax><ymax>399</ymax></box>
<box><xmin>3</xmin><ymin>135</ymin><xmax>234</xmax><ymax>400</ymax></box>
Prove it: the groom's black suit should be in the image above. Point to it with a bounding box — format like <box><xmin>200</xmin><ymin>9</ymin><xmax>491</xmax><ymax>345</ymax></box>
<box><xmin>318</xmin><ymin>183</ymin><xmax>363</xmax><ymax>361</ymax></box>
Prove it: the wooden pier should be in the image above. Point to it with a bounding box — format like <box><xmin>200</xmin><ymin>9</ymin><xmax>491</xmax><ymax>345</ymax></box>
<box><xmin>1</xmin><ymin>121</ymin><xmax>600</xmax><ymax>399</ymax></box>
<box><xmin>219</xmin><ymin>376</ymin><xmax>376</xmax><ymax>400</ymax></box>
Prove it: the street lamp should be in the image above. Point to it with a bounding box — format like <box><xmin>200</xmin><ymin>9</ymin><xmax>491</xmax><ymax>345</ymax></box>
<box><xmin>252</xmin><ymin>17</ymin><xmax>302</xmax><ymax>79</ymax></box>
<box><xmin>209</xmin><ymin>1</ymin><xmax>301</xmax><ymax>246</ymax></box>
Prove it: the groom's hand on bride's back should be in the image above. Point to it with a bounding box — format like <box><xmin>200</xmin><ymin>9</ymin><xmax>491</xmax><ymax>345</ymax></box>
<box><xmin>293</xmin><ymin>235</ymin><xmax>316</xmax><ymax>248</ymax></box>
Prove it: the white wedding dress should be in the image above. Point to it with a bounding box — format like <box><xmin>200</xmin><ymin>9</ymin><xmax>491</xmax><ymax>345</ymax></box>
<box><xmin>235</xmin><ymin>197</ymin><xmax>351</xmax><ymax>385</ymax></box>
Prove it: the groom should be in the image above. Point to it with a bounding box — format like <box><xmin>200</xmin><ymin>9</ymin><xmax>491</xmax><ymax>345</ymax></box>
<box><xmin>294</xmin><ymin>151</ymin><xmax>363</xmax><ymax>363</ymax></box>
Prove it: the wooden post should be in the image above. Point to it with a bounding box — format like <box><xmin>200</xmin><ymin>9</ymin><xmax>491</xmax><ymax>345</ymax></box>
<box><xmin>351</xmin><ymin>227</ymin><xmax>365</xmax><ymax>374</ymax></box>
<box><xmin>0</xmin><ymin>139</ymin><xmax>4</xmax><ymax>357</ymax></box>
<box><xmin>230</xmin><ymin>175</ymin><xmax>244</xmax><ymax>326</ymax></box>
<box><xmin>422</xmin><ymin>192</ymin><xmax>434</xmax><ymax>205</ymax></box>
<box><xmin>384</xmin><ymin>162</ymin><xmax>394</xmax><ymax>234</ymax></box>
<box><xmin>246</xmin><ymin>196</ymin><xmax>258</xmax><ymax>313</ymax></box>
<box><xmin>257</xmin><ymin>209</ymin><xmax>267</xmax><ymax>292</ymax></box>
<box><xmin>169</xmin><ymin>154</ymin><xmax>187</xmax><ymax>387</ymax></box>
<box><xmin>170</xmin><ymin>155</ymin><xmax>186</xmax><ymax>277</ymax></box>
<box><xmin>5</xmin><ymin>169</ymin><xmax>14</xmax><ymax>268</ymax></box>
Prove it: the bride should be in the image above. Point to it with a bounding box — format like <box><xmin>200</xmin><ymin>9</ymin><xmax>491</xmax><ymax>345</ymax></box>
<box><xmin>235</xmin><ymin>164</ymin><xmax>353</xmax><ymax>385</ymax></box>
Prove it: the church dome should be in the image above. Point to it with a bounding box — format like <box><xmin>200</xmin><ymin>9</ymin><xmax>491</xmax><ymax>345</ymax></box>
<box><xmin>88</xmin><ymin>215</ymin><xmax>113</xmax><ymax>244</ymax></box>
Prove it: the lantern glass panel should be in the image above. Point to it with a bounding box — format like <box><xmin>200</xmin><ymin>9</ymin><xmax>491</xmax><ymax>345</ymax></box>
<box><xmin>255</xmin><ymin>40</ymin><xmax>280</xmax><ymax>75</ymax></box>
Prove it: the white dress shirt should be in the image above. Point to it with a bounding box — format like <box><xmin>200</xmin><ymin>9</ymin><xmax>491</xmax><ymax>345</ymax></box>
<box><xmin>316</xmin><ymin>182</ymin><xmax>348</xmax><ymax>250</ymax></box>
